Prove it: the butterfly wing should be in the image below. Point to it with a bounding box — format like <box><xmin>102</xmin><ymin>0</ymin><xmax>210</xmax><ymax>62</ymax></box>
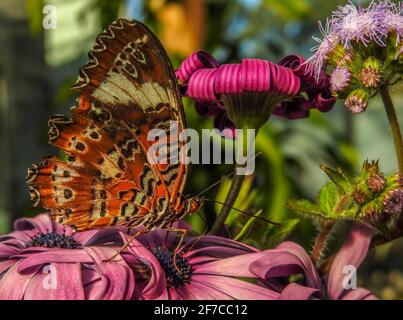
<box><xmin>27</xmin><ymin>19</ymin><xmax>188</xmax><ymax>230</ymax></box>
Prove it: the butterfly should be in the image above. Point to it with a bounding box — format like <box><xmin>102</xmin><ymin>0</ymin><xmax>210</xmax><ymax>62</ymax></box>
<box><xmin>26</xmin><ymin>19</ymin><xmax>204</xmax><ymax>234</ymax></box>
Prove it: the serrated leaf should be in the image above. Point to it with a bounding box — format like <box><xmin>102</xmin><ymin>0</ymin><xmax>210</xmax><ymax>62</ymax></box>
<box><xmin>317</xmin><ymin>182</ymin><xmax>340</xmax><ymax>217</ymax></box>
<box><xmin>287</xmin><ymin>199</ymin><xmax>324</xmax><ymax>216</ymax></box>
<box><xmin>320</xmin><ymin>165</ymin><xmax>352</xmax><ymax>193</ymax></box>
<box><xmin>286</xmin><ymin>199</ymin><xmax>333</xmax><ymax>225</ymax></box>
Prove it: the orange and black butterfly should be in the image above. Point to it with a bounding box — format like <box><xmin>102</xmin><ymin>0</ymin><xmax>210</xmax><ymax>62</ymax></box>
<box><xmin>26</xmin><ymin>19</ymin><xmax>203</xmax><ymax>233</ymax></box>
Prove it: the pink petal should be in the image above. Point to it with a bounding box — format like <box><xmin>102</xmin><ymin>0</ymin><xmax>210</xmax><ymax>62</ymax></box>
<box><xmin>314</xmin><ymin>90</ymin><xmax>336</xmax><ymax>112</ymax></box>
<box><xmin>24</xmin><ymin>263</ymin><xmax>85</xmax><ymax>300</ymax></box>
<box><xmin>341</xmin><ymin>287</ymin><xmax>378</xmax><ymax>300</ymax></box>
<box><xmin>176</xmin><ymin>50</ymin><xmax>219</xmax><ymax>82</ymax></box>
<box><xmin>75</xmin><ymin>228</ymin><xmax>124</xmax><ymax>246</ymax></box>
<box><xmin>0</xmin><ymin>243</ymin><xmax>21</xmax><ymax>258</ymax></box>
<box><xmin>177</xmin><ymin>282</ymin><xmax>232</xmax><ymax>299</ymax></box>
<box><xmin>17</xmin><ymin>249</ymin><xmax>93</xmax><ymax>272</ymax></box>
<box><xmin>215</xmin><ymin>64</ymin><xmax>242</xmax><ymax>94</ymax></box>
<box><xmin>250</xmin><ymin>241</ymin><xmax>322</xmax><ymax>291</ymax></box>
<box><xmin>186</xmin><ymin>235</ymin><xmax>256</xmax><ymax>255</ymax></box>
<box><xmin>241</xmin><ymin>59</ymin><xmax>270</xmax><ymax>92</ymax></box>
<box><xmin>191</xmin><ymin>274</ymin><xmax>279</xmax><ymax>300</ymax></box>
<box><xmin>188</xmin><ymin>68</ymin><xmax>218</xmax><ymax>100</ymax></box>
<box><xmin>121</xmin><ymin>235</ymin><xmax>166</xmax><ymax>300</ymax></box>
<box><xmin>327</xmin><ymin>222</ymin><xmax>375</xmax><ymax>300</ymax></box>
<box><xmin>0</xmin><ymin>259</ymin><xmax>16</xmax><ymax>274</ymax></box>
<box><xmin>193</xmin><ymin>252</ymin><xmax>269</xmax><ymax>278</ymax></box>
<box><xmin>0</xmin><ymin>261</ymin><xmax>42</xmax><ymax>299</ymax></box>
<box><xmin>83</xmin><ymin>247</ymin><xmax>135</xmax><ymax>300</ymax></box>
<box><xmin>186</xmin><ymin>246</ymin><xmax>254</xmax><ymax>261</ymax></box>
<box><xmin>278</xmin><ymin>283</ymin><xmax>320</xmax><ymax>300</ymax></box>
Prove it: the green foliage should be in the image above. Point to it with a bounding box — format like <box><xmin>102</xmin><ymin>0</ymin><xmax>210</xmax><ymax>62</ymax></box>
<box><xmin>288</xmin><ymin>160</ymin><xmax>402</xmax><ymax>237</ymax></box>
<box><xmin>262</xmin><ymin>0</ymin><xmax>311</xmax><ymax>21</ymax></box>
<box><xmin>287</xmin><ymin>166</ymin><xmax>358</xmax><ymax>225</ymax></box>
<box><xmin>26</xmin><ymin>0</ymin><xmax>44</xmax><ymax>35</ymax></box>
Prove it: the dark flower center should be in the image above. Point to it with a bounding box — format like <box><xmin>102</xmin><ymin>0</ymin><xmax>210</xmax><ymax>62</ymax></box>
<box><xmin>26</xmin><ymin>232</ymin><xmax>80</xmax><ymax>249</ymax></box>
<box><xmin>151</xmin><ymin>246</ymin><xmax>192</xmax><ymax>288</ymax></box>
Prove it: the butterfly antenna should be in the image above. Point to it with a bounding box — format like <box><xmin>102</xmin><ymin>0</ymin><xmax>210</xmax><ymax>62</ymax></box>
<box><xmin>196</xmin><ymin>172</ymin><xmax>235</xmax><ymax>197</ymax></box>
<box><xmin>205</xmin><ymin>199</ymin><xmax>282</xmax><ymax>226</ymax></box>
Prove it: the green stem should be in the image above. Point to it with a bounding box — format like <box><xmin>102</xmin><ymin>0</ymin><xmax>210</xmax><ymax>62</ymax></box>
<box><xmin>209</xmin><ymin>128</ymin><xmax>250</xmax><ymax>235</ymax></box>
<box><xmin>209</xmin><ymin>172</ymin><xmax>245</xmax><ymax>235</ymax></box>
<box><xmin>379</xmin><ymin>85</ymin><xmax>403</xmax><ymax>173</ymax></box>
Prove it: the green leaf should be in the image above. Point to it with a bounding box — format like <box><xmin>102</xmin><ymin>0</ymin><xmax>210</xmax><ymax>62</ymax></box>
<box><xmin>286</xmin><ymin>199</ymin><xmax>330</xmax><ymax>223</ymax></box>
<box><xmin>320</xmin><ymin>165</ymin><xmax>352</xmax><ymax>193</ymax></box>
<box><xmin>215</xmin><ymin>175</ymin><xmax>257</xmax><ymax>227</ymax></box>
<box><xmin>317</xmin><ymin>182</ymin><xmax>340</xmax><ymax>217</ymax></box>
<box><xmin>234</xmin><ymin>209</ymin><xmax>263</xmax><ymax>242</ymax></box>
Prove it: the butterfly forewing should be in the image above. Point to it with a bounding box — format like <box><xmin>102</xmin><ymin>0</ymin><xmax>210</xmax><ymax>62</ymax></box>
<box><xmin>27</xmin><ymin>19</ymin><xmax>188</xmax><ymax>231</ymax></box>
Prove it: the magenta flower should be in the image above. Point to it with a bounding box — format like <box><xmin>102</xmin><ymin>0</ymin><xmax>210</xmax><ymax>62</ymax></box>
<box><xmin>0</xmin><ymin>214</ymin><xmax>134</xmax><ymax>300</ymax></box>
<box><xmin>177</xmin><ymin>51</ymin><xmax>336</xmax><ymax>128</ymax></box>
<box><xmin>250</xmin><ymin>222</ymin><xmax>378</xmax><ymax>300</ymax></box>
<box><xmin>176</xmin><ymin>50</ymin><xmax>300</xmax><ymax>131</ymax></box>
<box><xmin>120</xmin><ymin>225</ymin><xmax>280</xmax><ymax>300</ymax></box>
<box><xmin>274</xmin><ymin>54</ymin><xmax>335</xmax><ymax>119</ymax></box>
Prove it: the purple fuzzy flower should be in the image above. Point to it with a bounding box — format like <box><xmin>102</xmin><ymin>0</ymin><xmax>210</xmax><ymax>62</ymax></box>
<box><xmin>120</xmin><ymin>225</ymin><xmax>280</xmax><ymax>300</ymax></box>
<box><xmin>250</xmin><ymin>222</ymin><xmax>378</xmax><ymax>300</ymax></box>
<box><xmin>383</xmin><ymin>1</ymin><xmax>403</xmax><ymax>45</ymax></box>
<box><xmin>306</xmin><ymin>1</ymin><xmax>402</xmax><ymax>80</ymax></box>
<box><xmin>331</xmin><ymin>1</ymin><xmax>389</xmax><ymax>47</ymax></box>
<box><xmin>305</xmin><ymin>20</ymin><xmax>340</xmax><ymax>81</ymax></box>
<box><xmin>330</xmin><ymin>67</ymin><xmax>351</xmax><ymax>92</ymax></box>
<box><xmin>0</xmin><ymin>214</ymin><xmax>134</xmax><ymax>300</ymax></box>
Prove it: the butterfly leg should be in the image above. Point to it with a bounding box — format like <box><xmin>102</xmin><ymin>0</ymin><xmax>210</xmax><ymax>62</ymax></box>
<box><xmin>165</xmin><ymin>227</ymin><xmax>188</xmax><ymax>275</ymax></box>
<box><xmin>183</xmin><ymin>231</ymin><xmax>206</xmax><ymax>255</ymax></box>
<box><xmin>106</xmin><ymin>229</ymin><xmax>147</xmax><ymax>261</ymax></box>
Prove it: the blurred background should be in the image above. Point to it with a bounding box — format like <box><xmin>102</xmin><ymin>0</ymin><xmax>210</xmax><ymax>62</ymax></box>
<box><xmin>0</xmin><ymin>0</ymin><xmax>402</xmax><ymax>298</ymax></box>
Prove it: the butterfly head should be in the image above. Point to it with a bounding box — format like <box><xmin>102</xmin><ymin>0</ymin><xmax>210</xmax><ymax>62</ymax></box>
<box><xmin>184</xmin><ymin>196</ymin><xmax>204</xmax><ymax>215</ymax></box>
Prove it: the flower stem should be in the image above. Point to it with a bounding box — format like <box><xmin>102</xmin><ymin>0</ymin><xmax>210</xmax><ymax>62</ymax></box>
<box><xmin>209</xmin><ymin>128</ymin><xmax>251</xmax><ymax>235</ymax></box>
<box><xmin>379</xmin><ymin>85</ymin><xmax>403</xmax><ymax>173</ymax></box>
<box><xmin>311</xmin><ymin>221</ymin><xmax>335</xmax><ymax>266</ymax></box>
<box><xmin>209</xmin><ymin>171</ymin><xmax>245</xmax><ymax>235</ymax></box>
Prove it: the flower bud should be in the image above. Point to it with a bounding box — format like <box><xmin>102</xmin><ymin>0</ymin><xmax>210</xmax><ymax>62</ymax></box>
<box><xmin>361</xmin><ymin>205</ymin><xmax>388</xmax><ymax>226</ymax></box>
<box><xmin>383</xmin><ymin>188</ymin><xmax>403</xmax><ymax>215</ymax></box>
<box><xmin>330</xmin><ymin>67</ymin><xmax>351</xmax><ymax>93</ymax></box>
<box><xmin>327</xmin><ymin>44</ymin><xmax>355</xmax><ymax>68</ymax></box>
<box><xmin>345</xmin><ymin>89</ymin><xmax>369</xmax><ymax>114</ymax></box>
<box><xmin>360</xmin><ymin>57</ymin><xmax>382</xmax><ymax>88</ymax></box>
<box><xmin>352</xmin><ymin>188</ymin><xmax>369</xmax><ymax>204</ymax></box>
<box><xmin>367</xmin><ymin>174</ymin><xmax>386</xmax><ymax>193</ymax></box>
